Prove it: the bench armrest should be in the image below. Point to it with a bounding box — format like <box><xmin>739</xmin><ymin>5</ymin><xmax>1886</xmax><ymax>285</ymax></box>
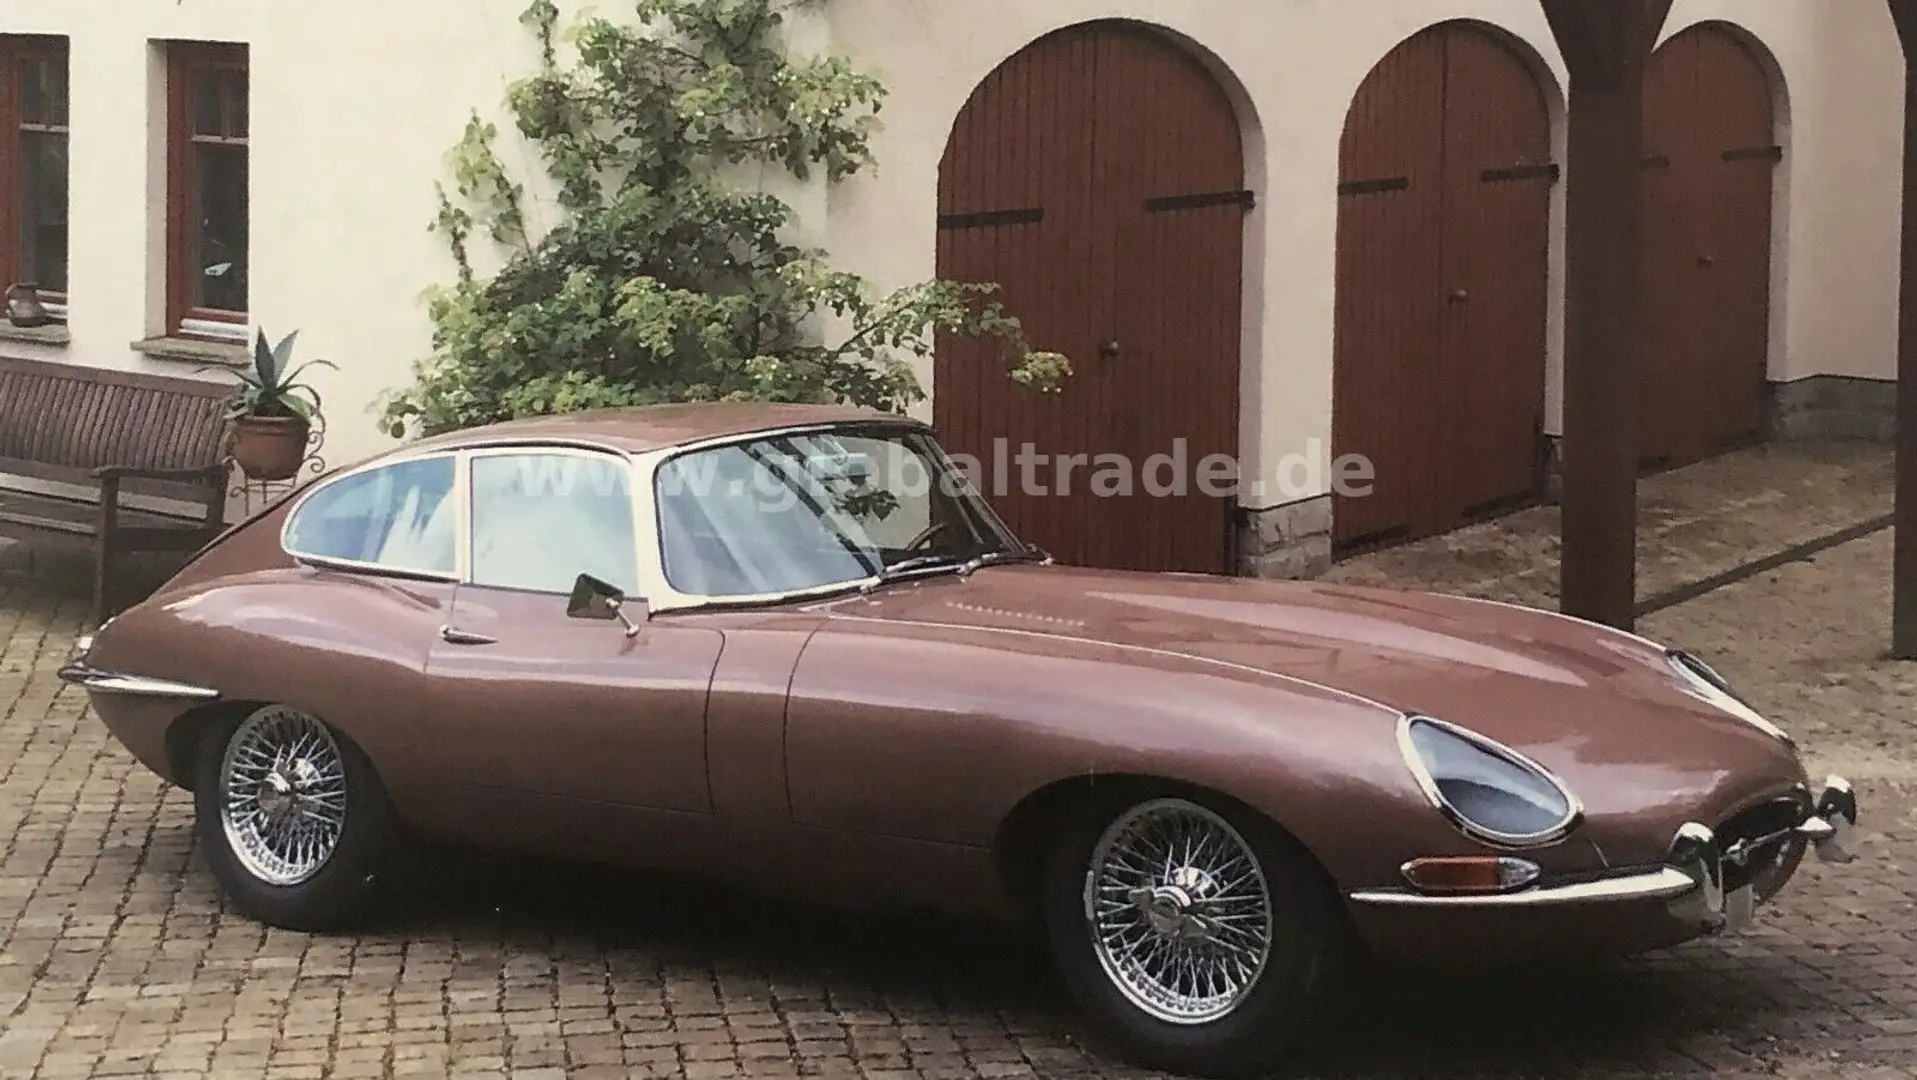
<box><xmin>91</xmin><ymin>464</ymin><xmax>228</xmax><ymax>484</ymax></box>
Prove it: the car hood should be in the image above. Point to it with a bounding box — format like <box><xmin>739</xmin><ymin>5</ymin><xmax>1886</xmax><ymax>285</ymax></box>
<box><xmin>821</xmin><ymin>563</ymin><xmax>1807</xmax><ymax>853</ymax></box>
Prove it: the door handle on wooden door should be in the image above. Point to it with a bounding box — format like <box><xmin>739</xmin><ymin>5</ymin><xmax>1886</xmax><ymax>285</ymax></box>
<box><xmin>438</xmin><ymin>625</ymin><xmax>497</xmax><ymax>646</ymax></box>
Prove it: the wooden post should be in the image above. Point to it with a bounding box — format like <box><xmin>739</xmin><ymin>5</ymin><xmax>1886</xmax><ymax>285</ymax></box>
<box><xmin>1540</xmin><ymin>0</ymin><xmax>1673</xmax><ymax>629</ymax></box>
<box><xmin>1892</xmin><ymin>0</ymin><xmax>1917</xmax><ymax>659</ymax></box>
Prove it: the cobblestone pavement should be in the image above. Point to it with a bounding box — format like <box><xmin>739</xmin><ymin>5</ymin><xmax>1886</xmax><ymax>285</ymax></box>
<box><xmin>2</xmin><ymin>440</ymin><xmax>1915</xmax><ymax>1080</ymax></box>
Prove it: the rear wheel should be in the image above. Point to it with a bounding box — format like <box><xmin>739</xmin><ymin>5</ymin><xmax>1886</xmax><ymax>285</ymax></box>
<box><xmin>1041</xmin><ymin>793</ymin><xmax>1345</xmax><ymax>1078</ymax></box>
<box><xmin>193</xmin><ymin>704</ymin><xmax>407</xmax><ymax>931</ymax></box>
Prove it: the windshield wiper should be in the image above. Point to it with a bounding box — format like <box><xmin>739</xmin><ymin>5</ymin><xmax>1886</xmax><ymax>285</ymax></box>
<box><xmin>859</xmin><ymin>545</ymin><xmax>1050</xmax><ymax>594</ymax></box>
<box><xmin>957</xmin><ymin>545</ymin><xmax>1050</xmax><ymax>575</ymax></box>
<box><xmin>862</xmin><ymin>554</ymin><xmax>967</xmax><ymax>590</ymax></box>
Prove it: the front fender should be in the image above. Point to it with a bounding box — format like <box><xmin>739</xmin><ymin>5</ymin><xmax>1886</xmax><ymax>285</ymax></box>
<box><xmin>783</xmin><ymin>618</ymin><xmax>1603</xmax><ymax>892</ymax></box>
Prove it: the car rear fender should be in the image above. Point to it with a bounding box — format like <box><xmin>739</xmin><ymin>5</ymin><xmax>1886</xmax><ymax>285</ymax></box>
<box><xmin>82</xmin><ymin>568</ymin><xmax>455</xmax><ymax>807</ymax></box>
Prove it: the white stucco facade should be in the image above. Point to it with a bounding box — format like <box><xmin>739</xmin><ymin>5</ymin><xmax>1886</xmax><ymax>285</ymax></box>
<box><xmin>0</xmin><ymin>0</ymin><xmax>1906</xmax><ymax>505</ymax></box>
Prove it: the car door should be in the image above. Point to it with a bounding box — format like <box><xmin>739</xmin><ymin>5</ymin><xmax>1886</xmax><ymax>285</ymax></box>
<box><xmin>422</xmin><ymin>447</ymin><xmax>722</xmax><ymax>824</ymax></box>
<box><xmin>273</xmin><ymin>450</ymin><xmax>464</xmax><ymax>800</ymax></box>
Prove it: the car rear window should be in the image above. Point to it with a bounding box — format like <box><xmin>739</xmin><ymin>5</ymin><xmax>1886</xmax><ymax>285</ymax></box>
<box><xmin>282</xmin><ymin>455</ymin><xmax>457</xmax><ymax>576</ymax></box>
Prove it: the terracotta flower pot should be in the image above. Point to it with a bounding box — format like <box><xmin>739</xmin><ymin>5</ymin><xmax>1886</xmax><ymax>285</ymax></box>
<box><xmin>230</xmin><ymin>414</ymin><xmax>312</xmax><ymax>481</ymax></box>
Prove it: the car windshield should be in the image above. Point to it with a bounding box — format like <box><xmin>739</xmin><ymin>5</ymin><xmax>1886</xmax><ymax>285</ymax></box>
<box><xmin>654</xmin><ymin>425</ymin><xmax>1026</xmax><ymax>598</ymax></box>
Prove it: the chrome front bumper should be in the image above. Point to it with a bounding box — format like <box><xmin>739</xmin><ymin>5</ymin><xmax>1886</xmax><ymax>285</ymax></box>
<box><xmin>55</xmin><ymin>661</ymin><xmax>221</xmax><ymax>700</ymax></box>
<box><xmin>1348</xmin><ymin>776</ymin><xmax>1858</xmax><ymax>931</ymax></box>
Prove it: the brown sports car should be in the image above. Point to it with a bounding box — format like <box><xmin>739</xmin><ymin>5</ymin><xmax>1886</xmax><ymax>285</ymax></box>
<box><xmin>62</xmin><ymin>404</ymin><xmax>1858</xmax><ymax>1077</ymax></box>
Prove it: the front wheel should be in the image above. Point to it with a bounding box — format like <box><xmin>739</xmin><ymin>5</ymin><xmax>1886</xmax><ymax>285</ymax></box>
<box><xmin>193</xmin><ymin>704</ymin><xmax>408</xmax><ymax>931</ymax></box>
<box><xmin>1041</xmin><ymin>793</ymin><xmax>1346</xmax><ymax>1078</ymax></box>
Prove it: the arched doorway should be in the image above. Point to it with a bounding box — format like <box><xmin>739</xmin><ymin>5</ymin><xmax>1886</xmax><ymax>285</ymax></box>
<box><xmin>1637</xmin><ymin>24</ymin><xmax>1779</xmax><ymax>471</ymax></box>
<box><xmin>1331</xmin><ymin>23</ymin><xmax>1554</xmax><ymax>554</ymax></box>
<box><xmin>933</xmin><ymin>22</ymin><xmax>1247</xmax><ymax>574</ymax></box>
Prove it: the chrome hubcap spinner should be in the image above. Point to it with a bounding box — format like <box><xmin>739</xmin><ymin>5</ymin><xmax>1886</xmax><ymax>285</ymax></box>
<box><xmin>219</xmin><ymin>706</ymin><xmax>348</xmax><ymax>886</ymax></box>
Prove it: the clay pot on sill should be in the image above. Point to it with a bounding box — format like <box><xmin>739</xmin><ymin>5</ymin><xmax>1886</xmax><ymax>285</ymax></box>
<box><xmin>229</xmin><ymin>414</ymin><xmax>311</xmax><ymax>482</ymax></box>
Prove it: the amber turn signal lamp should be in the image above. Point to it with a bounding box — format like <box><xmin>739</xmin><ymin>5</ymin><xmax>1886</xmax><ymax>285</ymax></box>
<box><xmin>1400</xmin><ymin>855</ymin><xmax>1541</xmax><ymax>895</ymax></box>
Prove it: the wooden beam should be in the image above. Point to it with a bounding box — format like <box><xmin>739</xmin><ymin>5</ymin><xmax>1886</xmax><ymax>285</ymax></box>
<box><xmin>1540</xmin><ymin>0</ymin><xmax>1672</xmax><ymax>629</ymax></box>
<box><xmin>1892</xmin><ymin>0</ymin><xmax>1917</xmax><ymax>658</ymax></box>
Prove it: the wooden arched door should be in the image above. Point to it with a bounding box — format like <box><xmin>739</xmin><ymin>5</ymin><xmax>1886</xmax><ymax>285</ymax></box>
<box><xmin>1331</xmin><ymin>23</ymin><xmax>1553</xmax><ymax>554</ymax></box>
<box><xmin>1637</xmin><ymin>24</ymin><xmax>1778</xmax><ymax>471</ymax></box>
<box><xmin>934</xmin><ymin>22</ymin><xmax>1247</xmax><ymax>574</ymax></box>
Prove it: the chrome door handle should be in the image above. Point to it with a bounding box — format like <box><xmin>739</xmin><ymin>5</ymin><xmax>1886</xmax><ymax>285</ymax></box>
<box><xmin>439</xmin><ymin>625</ymin><xmax>497</xmax><ymax>646</ymax></box>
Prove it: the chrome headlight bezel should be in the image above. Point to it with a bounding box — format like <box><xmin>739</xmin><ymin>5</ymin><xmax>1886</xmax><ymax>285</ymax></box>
<box><xmin>1665</xmin><ymin>648</ymin><xmax>1794</xmax><ymax>748</ymax></box>
<box><xmin>1396</xmin><ymin>714</ymin><xmax>1585</xmax><ymax>850</ymax></box>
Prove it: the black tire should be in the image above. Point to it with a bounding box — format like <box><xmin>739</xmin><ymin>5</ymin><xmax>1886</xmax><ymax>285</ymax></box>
<box><xmin>193</xmin><ymin>704</ymin><xmax>409</xmax><ymax>932</ymax></box>
<box><xmin>1040</xmin><ymin>789</ymin><xmax>1347</xmax><ymax>1078</ymax></box>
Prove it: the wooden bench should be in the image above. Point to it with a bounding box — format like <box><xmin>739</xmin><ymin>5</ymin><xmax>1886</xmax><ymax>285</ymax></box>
<box><xmin>0</xmin><ymin>355</ymin><xmax>234</xmax><ymax>625</ymax></box>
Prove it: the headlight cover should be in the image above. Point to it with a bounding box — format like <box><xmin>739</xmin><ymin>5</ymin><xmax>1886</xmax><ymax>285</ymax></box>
<box><xmin>1665</xmin><ymin>648</ymin><xmax>1794</xmax><ymax>748</ymax></box>
<box><xmin>1397</xmin><ymin>715</ymin><xmax>1583</xmax><ymax>849</ymax></box>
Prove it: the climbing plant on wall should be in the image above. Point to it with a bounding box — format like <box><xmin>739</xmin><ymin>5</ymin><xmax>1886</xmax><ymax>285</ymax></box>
<box><xmin>377</xmin><ymin>0</ymin><xmax>1068</xmax><ymax>438</ymax></box>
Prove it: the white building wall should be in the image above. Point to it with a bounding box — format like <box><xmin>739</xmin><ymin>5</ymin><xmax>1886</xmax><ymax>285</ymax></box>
<box><xmin>0</xmin><ymin>0</ymin><xmax>1906</xmax><ymax>502</ymax></box>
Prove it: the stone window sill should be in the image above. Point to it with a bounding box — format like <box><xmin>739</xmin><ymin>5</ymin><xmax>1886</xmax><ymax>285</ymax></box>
<box><xmin>0</xmin><ymin>322</ymin><xmax>71</xmax><ymax>346</ymax></box>
<box><xmin>131</xmin><ymin>335</ymin><xmax>248</xmax><ymax>368</ymax></box>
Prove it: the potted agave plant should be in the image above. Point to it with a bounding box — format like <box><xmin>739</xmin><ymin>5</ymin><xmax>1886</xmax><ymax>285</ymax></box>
<box><xmin>218</xmin><ymin>329</ymin><xmax>335</xmax><ymax>482</ymax></box>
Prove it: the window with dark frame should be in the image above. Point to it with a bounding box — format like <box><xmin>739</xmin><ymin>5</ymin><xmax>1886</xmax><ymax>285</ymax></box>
<box><xmin>0</xmin><ymin>35</ymin><xmax>70</xmax><ymax>320</ymax></box>
<box><xmin>166</xmin><ymin>40</ymin><xmax>248</xmax><ymax>342</ymax></box>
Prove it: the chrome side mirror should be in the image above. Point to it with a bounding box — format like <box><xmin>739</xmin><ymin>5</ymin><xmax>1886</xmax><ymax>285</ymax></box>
<box><xmin>567</xmin><ymin>573</ymin><xmax>644</xmax><ymax>637</ymax></box>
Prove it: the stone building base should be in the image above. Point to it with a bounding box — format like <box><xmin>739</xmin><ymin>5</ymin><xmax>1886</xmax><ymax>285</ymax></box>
<box><xmin>1236</xmin><ymin>496</ymin><xmax>1332</xmax><ymax>580</ymax></box>
<box><xmin>1767</xmin><ymin>374</ymin><xmax>1895</xmax><ymax>441</ymax></box>
<box><xmin>1537</xmin><ymin>374</ymin><xmax>1895</xmax><ymax>500</ymax></box>
<box><xmin>1234</xmin><ymin>375</ymin><xmax>1894</xmax><ymax>581</ymax></box>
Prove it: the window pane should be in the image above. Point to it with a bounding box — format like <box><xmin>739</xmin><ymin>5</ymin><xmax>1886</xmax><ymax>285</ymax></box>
<box><xmin>192</xmin><ymin>68</ymin><xmax>224</xmax><ymax>136</ymax></box>
<box><xmin>19</xmin><ymin>131</ymin><xmax>67</xmax><ymax>292</ymax></box>
<box><xmin>283</xmin><ymin>457</ymin><xmax>457</xmax><ymax>575</ymax></box>
<box><xmin>19</xmin><ymin>60</ymin><xmax>44</xmax><ymax>123</ymax></box>
<box><xmin>471</xmin><ymin>454</ymin><xmax>637</xmax><ymax>595</ymax></box>
<box><xmin>49</xmin><ymin>58</ymin><xmax>68</xmax><ymax>127</ymax></box>
<box><xmin>654</xmin><ymin>430</ymin><xmax>1006</xmax><ymax>598</ymax></box>
<box><xmin>20</xmin><ymin>56</ymin><xmax>65</xmax><ymax>126</ymax></box>
<box><xmin>229</xmin><ymin>72</ymin><xmax>247</xmax><ymax>138</ymax></box>
<box><xmin>190</xmin><ymin>144</ymin><xmax>247</xmax><ymax>311</ymax></box>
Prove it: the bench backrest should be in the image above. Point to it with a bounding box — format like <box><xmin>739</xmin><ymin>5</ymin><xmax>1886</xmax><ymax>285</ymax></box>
<box><xmin>0</xmin><ymin>354</ymin><xmax>234</xmax><ymax>503</ymax></box>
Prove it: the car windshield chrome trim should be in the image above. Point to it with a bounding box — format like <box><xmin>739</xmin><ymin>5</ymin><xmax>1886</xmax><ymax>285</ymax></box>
<box><xmin>56</xmin><ymin>662</ymin><xmax>220</xmax><ymax>700</ymax></box>
<box><xmin>1395</xmin><ymin>714</ymin><xmax>1585</xmax><ymax>851</ymax></box>
<box><xmin>630</xmin><ymin>418</ymin><xmax>1034</xmax><ymax>616</ymax></box>
<box><xmin>1351</xmin><ymin>777</ymin><xmax>1860</xmax><ymax>917</ymax></box>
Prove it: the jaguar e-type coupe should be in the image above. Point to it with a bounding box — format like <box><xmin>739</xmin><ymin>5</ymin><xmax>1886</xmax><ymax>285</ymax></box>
<box><xmin>61</xmin><ymin>403</ymin><xmax>1858</xmax><ymax>1077</ymax></box>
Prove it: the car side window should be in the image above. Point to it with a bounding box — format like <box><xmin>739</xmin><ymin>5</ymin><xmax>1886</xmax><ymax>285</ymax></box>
<box><xmin>283</xmin><ymin>456</ymin><xmax>457</xmax><ymax>575</ymax></box>
<box><xmin>469</xmin><ymin>452</ymin><xmax>638</xmax><ymax>595</ymax></box>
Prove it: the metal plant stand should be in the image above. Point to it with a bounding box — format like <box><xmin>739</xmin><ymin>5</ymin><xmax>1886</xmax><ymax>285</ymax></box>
<box><xmin>226</xmin><ymin>415</ymin><xmax>330</xmax><ymax>520</ymax></box>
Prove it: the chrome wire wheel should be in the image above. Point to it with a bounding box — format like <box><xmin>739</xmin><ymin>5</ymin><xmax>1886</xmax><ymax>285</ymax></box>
<box><xmin>218</xmin><ymin>706</ymin><xmax>349</xmax><ymax>887</ymax></box>
<box><xmin>1084</xmin><ymin>797</ymin><xmax>1275</xmax><ymax>1025</ymax></box>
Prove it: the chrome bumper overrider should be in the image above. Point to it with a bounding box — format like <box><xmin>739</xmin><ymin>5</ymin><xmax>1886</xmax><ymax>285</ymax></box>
<box><xmin>1349</xmin><ymin>776</ymin><xmax>1859</xmax><ymax>931</ymax></box>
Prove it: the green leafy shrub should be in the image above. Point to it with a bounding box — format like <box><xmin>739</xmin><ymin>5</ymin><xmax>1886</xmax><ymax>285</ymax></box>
<box><xmin>378</xmin><ymin>0</ymin><xmax>1069</xmax><ymax>439</ymax></box>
